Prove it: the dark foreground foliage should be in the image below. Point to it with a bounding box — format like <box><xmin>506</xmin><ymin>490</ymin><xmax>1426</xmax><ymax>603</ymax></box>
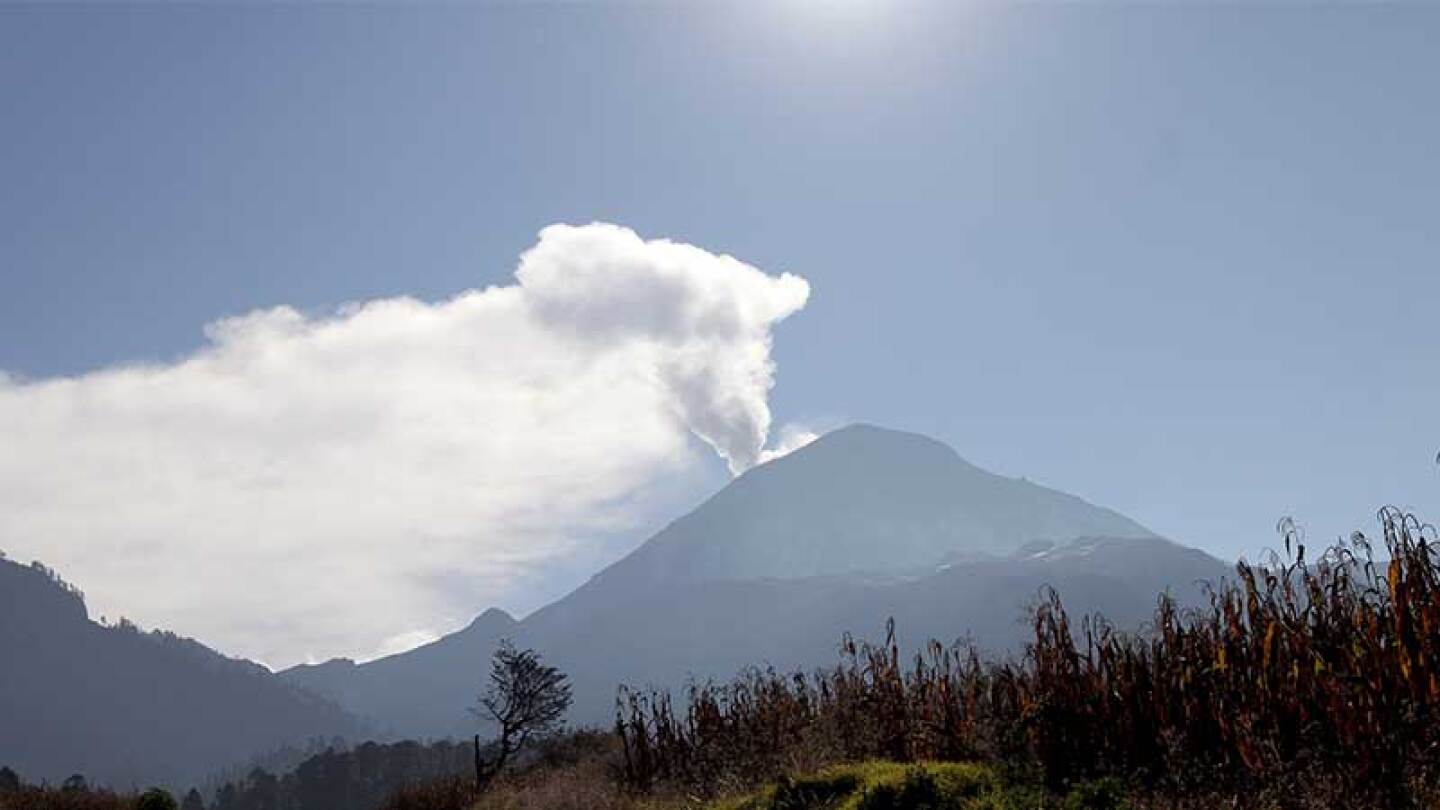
<box><xmin>207</xmin><ymin>740</ymin><xmax>475</xmax><ymax>810</ymax></box>
<box><xmin>0</xmin><ymin>779</ymin><xmax>158</xmax><ymax>810</ymax></box>
<box><xmin>0</xmin><ymin>740</ymin><xmax>475</xmax><ymax>810</ymax></box>
<box><xmin>379</xmin><ymin>731</ymin><xmax>655</xmax><ymax>810</ymax></box>
<box><xmin>616</xmin><ymin>508</ymin><xmax>1440</xmax><ymax>807</ymax></box>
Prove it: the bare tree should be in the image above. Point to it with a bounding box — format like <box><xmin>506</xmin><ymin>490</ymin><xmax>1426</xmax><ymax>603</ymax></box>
<box><xmin>471</xmin><ymin>639</ymin><xmax>572</xmax><ymax>790</ymax></box>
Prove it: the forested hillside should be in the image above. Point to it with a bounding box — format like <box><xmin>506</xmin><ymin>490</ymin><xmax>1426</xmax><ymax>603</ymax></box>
<box><xmin>0</xmin><ymin>555</ymin><xmax>361</xmax><ymax>789</ymax></box>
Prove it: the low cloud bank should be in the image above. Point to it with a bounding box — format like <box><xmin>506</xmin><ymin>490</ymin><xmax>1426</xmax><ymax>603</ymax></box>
<box><xmin>0</xmin><ymin>223</ymin><xmax>810</xmax><ymax>666</ymax></box>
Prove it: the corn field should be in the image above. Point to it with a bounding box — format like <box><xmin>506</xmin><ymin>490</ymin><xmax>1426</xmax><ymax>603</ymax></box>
<box><xmin>616</xmin><ymin>508</ymin><xmax>1440</xmax><ymax>804</ymax></box>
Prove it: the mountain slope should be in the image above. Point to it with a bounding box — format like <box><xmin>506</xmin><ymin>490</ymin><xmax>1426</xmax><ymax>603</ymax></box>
<box><xmin>609</xmin><ymin>424</ymin><xmax>1155</xmax><ymax>583</ymax></box>
<box><xmin>0</xmin><ymin>556</ymin><xmax>361</xmax><ymax>789</ymax></box>
<box><xmin>284</xmin><ymin>425</ymin><xmax>1230</xmax><ymax>738</ymax></box>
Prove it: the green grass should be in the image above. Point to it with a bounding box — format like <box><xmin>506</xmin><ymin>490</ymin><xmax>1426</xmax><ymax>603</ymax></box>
<box><xmin>709</xmin><ymin>761</ymin><xmax>1129</xmax><ymax>810</ymax></box>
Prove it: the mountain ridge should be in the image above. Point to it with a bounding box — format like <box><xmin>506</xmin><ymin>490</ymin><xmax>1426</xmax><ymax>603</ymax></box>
<box><xmin>0</xmin><ymin>555</ymin><xmax>363</xmax><ymax>790</ymax></box>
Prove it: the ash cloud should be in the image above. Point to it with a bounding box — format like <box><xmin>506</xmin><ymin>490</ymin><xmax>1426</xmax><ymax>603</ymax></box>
<box><xmin>0</xmin><ymin>223</ymin><xmax>809</xmax><ymax>666</ymax></box>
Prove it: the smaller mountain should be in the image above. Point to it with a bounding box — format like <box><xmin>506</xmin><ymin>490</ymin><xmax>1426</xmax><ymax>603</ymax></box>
<box><xmin>284</xmin><ymin>608</ymin><xmax>517</xmax><ymax>739</ymax></box>
<box><xmin>0</xmin><ymin>555</ymin><xmax>361</xmax><ymax>790</ymax></box>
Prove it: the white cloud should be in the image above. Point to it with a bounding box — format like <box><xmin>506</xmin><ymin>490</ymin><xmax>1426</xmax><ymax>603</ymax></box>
<box><xmin>0</xmin><ymin>223</ymin><xmax>809</xmax><ymax>667</ymax></box>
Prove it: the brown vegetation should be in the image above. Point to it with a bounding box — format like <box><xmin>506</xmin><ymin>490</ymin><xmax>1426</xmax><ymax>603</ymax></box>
<box><xmin>0</xmin><ymin>785</ymin><xmax>140</xmax><ymax>810</ymax></box>
<box><xmin>380</xmin><ymin>732</ymin><xmax>673</xmax><ymax>810</ymax></box>
<box><xmin>616</xmin><ymin>508</ymin><xmax>1440</xmax><ymax>806</ymax></box>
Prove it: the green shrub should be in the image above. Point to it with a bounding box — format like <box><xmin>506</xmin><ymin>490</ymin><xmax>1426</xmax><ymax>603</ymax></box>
<box><xmin>1061</xmin><ymin>778</ymin><xmax>1129</xmax><ymax>810</ymax></box>
<box><xmin>135</xmin><ymin>788</ymin><xmax>176</xmax><ymax>810</ymax></box>
<box><xmin>718</xmin><ymin>761</ymin><xmax>1019</xmax><ymax>810</ymax></box>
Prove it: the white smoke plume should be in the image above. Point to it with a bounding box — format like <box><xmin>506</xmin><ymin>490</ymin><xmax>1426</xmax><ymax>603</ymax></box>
<box><xmin>0</xmin><ymin>223</ymin><xmax>810</xmax><ymax>667</ymax></box>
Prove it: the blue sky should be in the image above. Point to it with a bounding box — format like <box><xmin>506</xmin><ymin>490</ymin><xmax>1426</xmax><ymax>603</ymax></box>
<box><xmin>2</xmin><ymin>3</ymin><xmax>1437</xmax><ymax>660</ymax></box>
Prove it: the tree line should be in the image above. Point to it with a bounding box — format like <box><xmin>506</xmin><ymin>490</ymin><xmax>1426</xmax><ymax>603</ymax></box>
<box><xmin>2</xmin><ymin>639</ymin><xmax>574</xmax><ymax>810</ymax></box>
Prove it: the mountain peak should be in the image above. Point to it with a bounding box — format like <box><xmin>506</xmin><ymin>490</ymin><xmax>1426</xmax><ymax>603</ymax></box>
<box><xmin>762</xmin><ymin>423</ymin><xmax>974</xmax><ymax>473</ymax></box>
<box><xmin>807</xmin><ymin>422</ymin><xmax>946</xmax><ymax>445</ymax></box>
<box><xmin>465</xmin><ymin>607</ymin><xmax>516</xmax><ymax>633</ymax></box>
<box><xmin>602</xmin><ymin>424</ymin><xmax>1155</xmax><ymax>584</ymax></box>
<box><xmin>0</xmin><ymin>556</ymin><xmax>88</xmax><ymax>629</ymax></box>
